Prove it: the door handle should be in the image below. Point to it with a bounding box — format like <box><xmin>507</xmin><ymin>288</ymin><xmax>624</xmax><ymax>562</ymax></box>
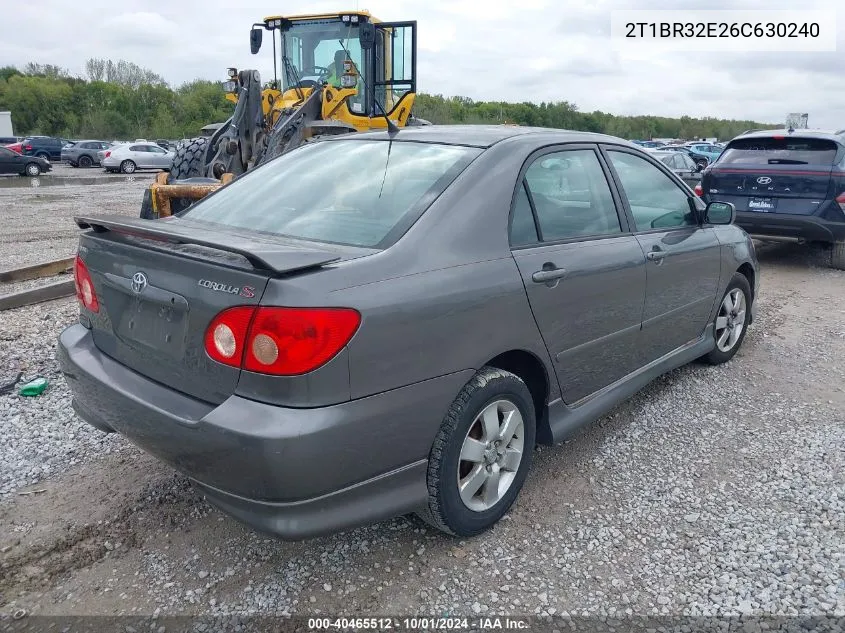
<box><xmin>646</xmin><ymin>250</ymin><xmax>667</xmax><ymax>262</ymax></box>
<box><xmin>532</xmin><ymin>267</ymin><xmax>567</xmax><ymax>283</ymax></box>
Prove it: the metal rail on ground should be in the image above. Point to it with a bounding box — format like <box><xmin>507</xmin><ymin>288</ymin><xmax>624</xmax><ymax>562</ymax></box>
<box><xmin>0</xmin><ymin>257</ymin><xmax>77</xmax><ymax>311</ymax></box>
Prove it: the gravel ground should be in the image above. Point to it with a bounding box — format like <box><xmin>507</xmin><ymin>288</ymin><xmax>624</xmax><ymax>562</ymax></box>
<box><xmin>0</xmin><ymin>179</ymin><xmax>843</xmax><ymax>622</ymax></box>
<box><xmin>0</xmin><ymin>165</ymin><xmax>155</xmax><ymax>270</ymax></box>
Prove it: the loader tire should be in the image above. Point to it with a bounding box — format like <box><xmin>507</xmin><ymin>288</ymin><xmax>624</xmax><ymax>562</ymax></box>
<box><xmin>139</xmin><ymin>137</ymin><xmax>209</xmax><ymax>218</ymax></box>
<box><xmin>169</xmin><ymin>137</ymin><xmax>209</xmax><ymax>182</ymax></box>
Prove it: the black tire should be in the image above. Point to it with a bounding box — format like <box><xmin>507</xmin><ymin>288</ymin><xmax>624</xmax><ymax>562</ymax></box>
<box><xmin>23</xmin><ymin>162</ymin><xmax>41</xmax><ymax>177</ymax></box>
<box><xmin>700</xmin><ymin>272</ymin><xmax>752</xmax><ymax>365</ymax></box>
<box><xmin>831</xmin><ymin>241</ymin><xmax>845</xmax><ymax>271</ymax></box>
<box><xmin>78</xmin><ymin>155</ymin><xmax>93</xmax><ymax>168</ymax></box>
<box><xmin>160</xmin><ymin>137</ymin><xmax>210</xmax><ymax>216</ymax></box>
<box><xmin>418</xmin><ymin>367</ymin><xmax>536</xmax><ymax>537</ymax></box>
<box><xmin>169</xmin><ymin>137</ymin><xmax>209</xmax><ymax>181</ymax></box>
<box><xmin>120</xmin><ymin>160</ymin><xmax>136</xmax><ymax>174</ymax></box>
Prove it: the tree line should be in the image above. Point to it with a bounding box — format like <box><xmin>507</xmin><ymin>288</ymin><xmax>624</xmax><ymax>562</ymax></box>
<box><xmin>0</xmin><ymin>60</ymin><xmax>776</xmax><ymax>141</ymax></box>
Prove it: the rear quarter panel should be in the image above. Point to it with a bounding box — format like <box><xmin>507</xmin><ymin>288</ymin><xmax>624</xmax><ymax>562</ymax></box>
<box><xmin>711</xmin><ymin>225</ymin><xmax>759</xmax><ymax>318</ymax></box>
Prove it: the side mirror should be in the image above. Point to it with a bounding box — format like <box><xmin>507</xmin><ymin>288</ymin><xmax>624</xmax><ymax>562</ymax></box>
<box><xmin>250</xmin><ymin>27</ymin><xmax>263</xmax><ymax>54</ymax></box>
<box><xmin>359</xmin><ymin>22</ymin><xmax>375</xmax><ymax>49</ymax></box>
<box><xmin>705</xmin><ymin>201</ymin><xmax>735</xmax><ymax>225</ymax></box>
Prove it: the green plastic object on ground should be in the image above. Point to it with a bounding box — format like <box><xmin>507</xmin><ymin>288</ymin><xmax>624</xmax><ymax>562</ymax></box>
<box><xmin>19</xmin><ymin>377</ymin><xmax>48</xmax><ymax>397</ymax></box>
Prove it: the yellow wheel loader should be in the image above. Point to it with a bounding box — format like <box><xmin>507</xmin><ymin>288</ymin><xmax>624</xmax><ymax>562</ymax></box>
<box><xmin>141</xmin><ymin>10</ymin><xmax>428</xmax><ymax>218</ymax></box>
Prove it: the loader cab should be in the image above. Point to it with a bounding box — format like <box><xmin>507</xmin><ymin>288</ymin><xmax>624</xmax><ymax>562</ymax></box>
<box><xmin>259</xmin><ymin>12</ymin><xmax>417</xmax><ymax>125</ymax></box>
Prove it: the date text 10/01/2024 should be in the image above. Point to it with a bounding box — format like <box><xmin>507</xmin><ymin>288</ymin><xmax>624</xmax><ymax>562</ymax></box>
<box><xmin>308</xmin><ymin>617</ymin><xmax>530</xmax><ymax>630</ymax></box>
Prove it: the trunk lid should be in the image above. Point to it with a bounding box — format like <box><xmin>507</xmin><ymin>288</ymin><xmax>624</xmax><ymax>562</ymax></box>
<box><xmin>74</xmin><ymin>215</ymin><xmax>342</xmax><ymax>404</ymax></box>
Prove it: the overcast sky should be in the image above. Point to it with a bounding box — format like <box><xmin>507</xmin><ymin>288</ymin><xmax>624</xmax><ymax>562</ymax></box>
<box><xmin>2</xmin><ymin>0</ymin><xmax>842</xmax><ymax>128</ymax></box>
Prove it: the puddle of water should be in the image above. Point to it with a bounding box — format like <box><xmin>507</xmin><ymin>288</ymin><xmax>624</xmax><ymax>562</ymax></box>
<box><xmin>0</xmin><ymin>175</ymin><xmax>154</xmax><ymax>189</ymax></box>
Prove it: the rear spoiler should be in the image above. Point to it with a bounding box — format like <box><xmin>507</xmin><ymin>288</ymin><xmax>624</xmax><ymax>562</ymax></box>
<box><xmin>74</xmin><ymin>215</ymin><xmax>340</xmax><ymax>275</ymax></box>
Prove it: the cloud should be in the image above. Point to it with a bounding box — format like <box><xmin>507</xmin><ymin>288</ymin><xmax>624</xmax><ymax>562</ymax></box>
<box><xmin>0</xmin><ymin>0</ymin><xmax>842</xmax><ymax>129</ymax></box>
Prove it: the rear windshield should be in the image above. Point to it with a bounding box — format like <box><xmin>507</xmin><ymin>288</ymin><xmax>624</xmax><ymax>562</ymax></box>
<box><xmin>719</xmin><ymin>137</ymin><xmax>839</xmax><ymax>166</ymax></box>
<box><xmin>181</xmin><ymin>140</ymin><xmax>480</xmax><ymax>248</ymax></box>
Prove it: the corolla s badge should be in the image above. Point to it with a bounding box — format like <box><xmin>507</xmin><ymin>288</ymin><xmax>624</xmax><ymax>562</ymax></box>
<box><xmin>756</xmin><ymin>176</ymin><xmax>772</xmax><ymax>185</ymax></box>
<box><xmin>131</xmin><ymin>272</ymin><xmax>148</xmax><ymax>294</ymax></box>
<box><xmin>198</xmin><ymin>279</ymin><xmax>255</xmax><ymax>298</ymax></box>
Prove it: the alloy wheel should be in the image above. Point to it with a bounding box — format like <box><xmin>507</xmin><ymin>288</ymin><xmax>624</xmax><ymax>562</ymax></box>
<box><xmin>715</xmin><ymin>288</ymin><xmax>747</xmax><ymax>352</ymax></box>
<box><xmin>457</xmin><ymin>399</ymin><xmax>525</xmax><ymax>512</ymax></box>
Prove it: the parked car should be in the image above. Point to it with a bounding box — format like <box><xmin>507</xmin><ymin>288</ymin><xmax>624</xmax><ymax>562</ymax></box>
<box><xmin>101</xmin><ymin>142</ymin><xmax>174</xmax><ymax>174</ymax></box>
<box><xmin>62</xmin><ymin>140</ymin><xmax>113</xmax><ymax>167</ymax></box>
<box><xmin>13</xmin><ymin>136</ymin><xmax>65</xmax><ymax>161</ymax></box>
<box><xmin>0</xmin><ymin>146</ymin><xmax>52</xmax><ymax>176</ymax></box>
<box><xmin>59</xmin><ymin>126</ymin><xmax>758</xmax><ymax>540</ymax></box>
<box><xmin>684</xmin><ymin>142</ymin><xmax>723</xmax><ymax>165</ymax></box>
<box><xmin>632</xmin><ymin>140</ymin><xmax>665</xmax><ymax>149</ymax></box>
<box><xmin>97</xmin><ymin>142</ymin><xmax>126</xmax><ymax>164</ymax></box>
<box><xmin>659</xmin><ymin>145</ymin><xmax>711</xmax><ymax>170</ymax></box>
<box><xmin>647</xmin><ymin>149</ymin><xmax>702</xmax><ymax>187</ymax></box>
<box><xmin>700</xmin><ymin>128</ymin><xmax>845</xmax><ymax>269</ymax></box>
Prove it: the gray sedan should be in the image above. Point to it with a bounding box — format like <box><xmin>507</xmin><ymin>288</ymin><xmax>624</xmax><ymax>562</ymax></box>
<box><xmin>58</xmin><ymin>126</ymin><xmax>758</xmax><ymax>540</ymax></box>
<box><xmin>101</xmin><ymin>142</ymin><xmax>174</xmax><ymax>173</ymax></box>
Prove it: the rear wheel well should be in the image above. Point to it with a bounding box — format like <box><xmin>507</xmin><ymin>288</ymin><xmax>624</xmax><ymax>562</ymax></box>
<box><xmin>737</xmin><ymin>263</ymin><xmax>755</xmax><ymax>300</ymax></box>
<box><xmin>485</xmin><ymin>350</ymin><xmax>552</xmax><ymax>445</ymax></box>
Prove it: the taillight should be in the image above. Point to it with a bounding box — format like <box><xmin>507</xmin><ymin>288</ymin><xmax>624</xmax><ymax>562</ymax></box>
<box><xmin>104</xmin><ymin>151</ymin><xmax>111</xmax><ymax>158</ymax></box>
<box><xmin>204</xmin><ymin>306</ymin><xmax>255</xmax><ymax>367</ymax></box>
<box><xmin>204</xmin><ymin>306</ymin><xmax>361</xmax><ymax>375</ymax></box>
<box><xmin>24</xmin><ymin>145</ymin><xmax>32</xmax><ymax>151</ymax></box>
<box><xmin>694</xmin><ymin>184</ymin><xmax>703</xmax><ymax>197</ymax></box>
<box><xmin>836</xmin><ymin>192</ymin><xmax>845</xmax><ymax>212</ymax></box>
<box><xmin>73</xmin><ymin>255</ymin><xmax>99</xmax><ymax>313</ymax></box>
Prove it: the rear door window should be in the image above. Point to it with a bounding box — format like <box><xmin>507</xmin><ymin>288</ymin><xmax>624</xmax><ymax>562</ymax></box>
<box><xmin>181</xmin><ymin>140</ymin><xmax>480</xmax><ymax>248</ymax></box>
<box><xmin>720</xmin><ymin>137</ymin><xmax>839</xmax><ymax>166</ymax></box>
<box><xmin>522</xmin><ymin>149</ymin><xmax>622</xmax><ymax>241</ymax></box>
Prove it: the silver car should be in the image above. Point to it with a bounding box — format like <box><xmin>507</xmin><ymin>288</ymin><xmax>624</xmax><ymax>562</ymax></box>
<box><xmin>101</xmin><ymin>142</ymin><xmax>174</xmax><ymax>174</ymax></box>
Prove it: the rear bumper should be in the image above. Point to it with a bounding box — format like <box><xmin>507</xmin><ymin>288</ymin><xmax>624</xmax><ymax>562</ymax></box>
<box><xmin>58</xmin><ymin>324</ymin><xmax>472</xmax><ymax>539</ymax></box>
<box><xmin>735</xmin><ymin>211</ymin><xmax>845</xmax><ymax>243</ymax></box>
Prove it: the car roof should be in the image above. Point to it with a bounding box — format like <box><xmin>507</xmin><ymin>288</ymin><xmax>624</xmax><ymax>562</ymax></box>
<box><xmin>729</xmin><ymin>129</ymin><xmax>845</xmax><ymax>144</ymax></box>
<box><xmin>337</xmin><ymin>124</ymin><xmax>639</xmax><ymax>149</ymax></box>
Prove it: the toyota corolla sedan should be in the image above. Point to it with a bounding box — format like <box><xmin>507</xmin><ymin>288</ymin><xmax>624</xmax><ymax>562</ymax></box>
<box><xmin>59</xmin><ymin>126</ymin><xmax>758</xmax><ymax>540</ymax></box>
<box><xmin>101</xmin><ymin>142</ymin><xmax>174</xmax><ymax>174</ymax></box>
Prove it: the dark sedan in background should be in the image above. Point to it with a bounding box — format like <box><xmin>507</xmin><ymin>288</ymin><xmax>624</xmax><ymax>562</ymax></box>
<box><xmin>59</xmin><ymin>126</ymin><xmax>758</xmax><ymax>540</ymax></box>
<box><xmin>0</xmin><ymin>146</ymin><xmax>52</xmax><ymax>176</ymax></box>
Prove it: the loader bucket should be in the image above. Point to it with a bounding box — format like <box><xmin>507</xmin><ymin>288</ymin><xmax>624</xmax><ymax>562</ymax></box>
<box><xmin>146</xmin><ymin>172</ymin><xmax>234</xmax><ymax>218</ymax></box>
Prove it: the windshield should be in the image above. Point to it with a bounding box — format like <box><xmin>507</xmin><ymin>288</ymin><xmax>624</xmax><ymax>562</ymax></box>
<box><xmin>180</xmin><ymin>140</ymin><xmax>481</xmax><ymax>248</ymax></box>
<box><xmin>719</xmin><ymin>137</ymin><xmax>839</xmax><ymax>166</ymax></box>
<box><xmin>282</xmin><ymin>20</ymin><xmax>365</xmax><ymax>111</ymax></box>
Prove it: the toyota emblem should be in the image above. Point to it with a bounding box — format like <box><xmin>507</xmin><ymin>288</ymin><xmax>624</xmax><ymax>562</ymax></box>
<box><xmin>756</xmin><ymin>176</ymin><xmax>772</xmax><ymax>185</ymax></box>
<box><xmin>131</xmin><ymin>272</ymin><xmax>148</xmax><ymax>294</ymax></box>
